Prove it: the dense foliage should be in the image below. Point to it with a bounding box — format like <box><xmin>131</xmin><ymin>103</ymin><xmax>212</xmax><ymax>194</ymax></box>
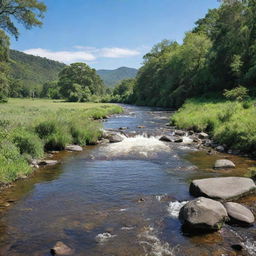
<box><xmin>0</xmin><ymin>0</ymin><xmax>47</xmax><ymax>101</ymax></box>
<box><xmin>58</xmin><ymin>63</ymin><xmax>105</xmax><ymax>102</ymax></box>
<box><xmin>9</xmin><ymin>50</ymin><xmax>65</xmax><ymax>97</ymax></box>
<box><xmin>117</xmin><ymin>0</ymin><xmax>256</xmax><ymax>108</ymax></box>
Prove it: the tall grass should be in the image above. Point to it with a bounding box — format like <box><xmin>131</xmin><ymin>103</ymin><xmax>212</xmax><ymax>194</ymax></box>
<box><xmin>171</xmin><ymin>98</ymin><xmax>256</xmax><ymax>153</ymax></box>
<box><xmin>0</xmin><ymin>99</ymin><xmax>123</xmax><ymax>183</ymax></box>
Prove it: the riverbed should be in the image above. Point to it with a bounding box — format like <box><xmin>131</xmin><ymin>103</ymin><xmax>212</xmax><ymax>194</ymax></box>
<box><xmin>0</xmin><ymin>105</ymin><xmax>255</xmax><ymax>256</ymax></box>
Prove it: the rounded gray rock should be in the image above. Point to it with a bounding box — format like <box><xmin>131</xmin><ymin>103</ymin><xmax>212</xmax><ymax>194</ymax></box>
<box><xmin>65</xmin><ymin>145</ymin><xmax>83</xmax><ymax>152</ymax></box>
<box><xmin>214</xmin><ymin>159</ymin><xmax>235</xmax><ymax>169</ymax></box>
<box><xmin>224</xmin><ymin>202</ymin><xmax>255</xmax><ymax>225</ymax></box>
<box><xmin>179</xmin><ymin>197</ymin><xmax>228</xmax><ymax>231</ymax></box>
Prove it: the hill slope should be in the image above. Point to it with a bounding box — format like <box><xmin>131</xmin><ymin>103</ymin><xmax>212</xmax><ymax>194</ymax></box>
<box><xmin>97</xmin><ymin>67</ymin><xmax>138</xmax><ymax>87</ymax></box>
<box><xmin>9</xmin><ymin>50</ymin><xmax>66</xmax><ymax>93</ymax></box>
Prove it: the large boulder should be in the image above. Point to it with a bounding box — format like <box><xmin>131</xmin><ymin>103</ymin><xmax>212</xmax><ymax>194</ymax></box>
<box><xmin>179</xmin><ymin>197</ymin><xmax>228</xmax><ymax>231</ymax></box>
<box><xmin>190</xmin><ymin>177</ymin><xmax>256</xmax><ymax>200</ymax></box>
<box><xmin>214</xmin><ymin>159</ymin><xmax>235</xmax><ymax>169</ymax></box>
<box><xmin>65</xmin><ymin>145</ymin><xmax>83</xmax><ymax>152</ymax></box>
<box><xmin>108</xmin><ymin>134</ymin><xmax>124</xmax><ymax>143</ymax></box>
<box><xmin>224</xmin><ymin>202</ymin><xmax>255</xmax><ymax>226</ymax></box>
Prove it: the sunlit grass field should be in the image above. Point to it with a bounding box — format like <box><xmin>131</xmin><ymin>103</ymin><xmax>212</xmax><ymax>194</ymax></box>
<box><xmin>171</xmin><ymin>98</ymin><xmax>256</xmax><ymax>153</ymax></box>
<box><xmin>0</xmin><ymin>99</ymin><xmax>123</xmax><ymax>183</ymax></box>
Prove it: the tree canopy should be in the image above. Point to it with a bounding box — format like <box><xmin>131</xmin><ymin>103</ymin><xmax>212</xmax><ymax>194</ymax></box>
<box><xmin>58</xmin><ymin>63</ymin><xmax>105</xmax><ymax>102</ymax></box>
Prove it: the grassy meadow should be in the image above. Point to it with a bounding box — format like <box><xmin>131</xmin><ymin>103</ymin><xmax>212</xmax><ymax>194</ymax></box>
<box><xmin>0</xmin><ymin>99</ymin><xmax>123</xmax><ymax>184</ymax></box>
<box><xmin>171</xmin><ymin>98</ymin><xmax>256</xmax><ymax>153</ymax></box>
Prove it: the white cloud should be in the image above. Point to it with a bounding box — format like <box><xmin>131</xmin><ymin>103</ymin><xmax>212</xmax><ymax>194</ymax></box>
<box><xmin>23</xmin><ymin>46</ymin><xmax>141</xmax><ymax>64</ymax></box>
<box><xmin>23</xmin><ymin>48</ymin><xmax>96</xmax><ymax>63</ymax></box>
<box><xmin>100</xmin><ymin>48</ymin><xmax>140</xmax><ymax>58</ymax></box>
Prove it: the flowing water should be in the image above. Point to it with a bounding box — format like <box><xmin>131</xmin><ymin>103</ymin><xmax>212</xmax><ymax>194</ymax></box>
<box><xmin>0</xmin><ymin>105</ymin><xmax>255</xmax><ymax>256</ymax></box>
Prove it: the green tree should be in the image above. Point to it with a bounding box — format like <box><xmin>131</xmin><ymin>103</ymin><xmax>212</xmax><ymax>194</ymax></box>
<box><xmin>0</xmin><ymin>0</ymin><xmax>46</xmax><ymax>39</ymax></box>
<box><xmin>58</xmin><ymin>63</ymin><xmax>104</xmax><ymax>102</ymax></box>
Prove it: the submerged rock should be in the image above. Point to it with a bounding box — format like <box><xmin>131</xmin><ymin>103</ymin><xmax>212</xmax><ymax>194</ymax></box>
<box><xmin>174</xmin><ymin>137</ymin><xmax>183</xmax><ymax>143</ymax></box>
<box><xmin>179</xmin><ymin>197</ymin><xmax>228</xmax><ymax>231</ymax></box>
<box><xmin>224</xmin><ymin>202</ymin><xmax>255</xmax><ymax>225</ymax></box>
<box><xmin>214</xmin><ymin>159</ymin><xmax>235</xmax><ymax>169</ymax></box>
<box><xmin>65</xmin><ymin>145</ymin><xmax>83</xmax><ymax>152</ymax></box>
<box><xmin>50</xmin><ymin>241</ymin><xmax>74</xmax><ymax>255</ymax></box>
<box><xmin>190</xmin><ymin>177</ymin><xmax>256</xmax><ymax>200</ymax></box>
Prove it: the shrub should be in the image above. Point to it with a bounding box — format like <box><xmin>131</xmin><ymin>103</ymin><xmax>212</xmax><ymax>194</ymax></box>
<box><xmin>0</xmin><ymin>141</ymin><xmax>31</xmax><ymax>183</ymax></box>
<box><xmin>12</xmin><ymin>129</ymin><xmax>44</xmax><ymax>158</ymax></box>
<box><xmin>35</xmin><ymin>120</ymin><xmax>57</xmax><ymax>139</ymax></box>
<box><xmin>44</xmin><ymin>131</ymin><xmax>72</xmax><ymax>151</ymax></box>
<box><xmin>223</xmin><ymin>86</ymin><xmax>249</xmax><ymax>101</ymax></box>
<box><xmin>242</xmin><ymin>101</ymin><xmax>252</xmax><ymax>109</ymax></box>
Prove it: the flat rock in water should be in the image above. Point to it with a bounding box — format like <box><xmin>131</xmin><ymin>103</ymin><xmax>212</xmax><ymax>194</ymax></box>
<box><xmin>224</xmin><ymin>202</ymin><xmax>255</xmax><ymax>225</ymax></box>
<box><xmin>65</xmin><ymin>145</ymin><xmax>83</xmax><ymax>152</ymax></box>
<box><xmin>179</xmin><ymin>197</ymin><xmax>228</xmax><ymax>231</ymax></box>
<box><xmin>108</xmin><ymin>134</ymin><xmax>124</xmax><ymax>143</ymax></box>
<box><xmin>51</xmin><ymin>241</ymin><xmax>74</xmax><ymax>255</ymax></box>
<box><xmin>214</xmin><ymin>159</ymin><xmax>235</xmax><ymax>169</ymax></box>
<box><xmin>38</xmin><ymin>160</ymin><xmax>58</xmax><ymax>166</ymax></box>
<box><xmin>190</xmin><ymin>177</ymin><xmax>256</xmax><ymax>200</ymax></box>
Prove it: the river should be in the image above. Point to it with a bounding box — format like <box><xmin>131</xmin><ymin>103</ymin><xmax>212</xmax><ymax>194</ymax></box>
<box><xmin>0</xmin><ymin>105</ymin><xmax>255</xmax><ymax>256</ymax></box>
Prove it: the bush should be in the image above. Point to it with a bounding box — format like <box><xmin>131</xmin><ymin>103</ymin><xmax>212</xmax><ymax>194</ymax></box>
<box><xmin>12</xmin><ymin>130</ymin><xmax>44</xmax><ymax>158</ymax></box>
<box><xmin>0</xmin><ymin>141</ymin><xmax>31</xmax><ymax>183</ymax></box>
<box><xmin>35</xmin><ymin>120</ymin><xmax>57</xmax><ymax>139</ymax></box>
<box><xmin>44</xmin><ymin>131</ymin><xmax>72</xmax><ymax>151</ymax></box>
<box><xmin>223</xmin><ymin>86</ymin><xmax>249</xmax><ymax>101</ymax></box>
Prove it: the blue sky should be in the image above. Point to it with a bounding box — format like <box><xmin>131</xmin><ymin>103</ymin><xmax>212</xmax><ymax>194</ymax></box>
<box><xmin>10</xmin><ymin>0</ymin><xmax>220</xmax><ymax>70</ymax></box>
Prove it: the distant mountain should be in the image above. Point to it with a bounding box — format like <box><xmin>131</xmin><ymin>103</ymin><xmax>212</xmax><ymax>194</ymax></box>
<box><xmin>9</xmin><ymin>50</ymin><xmax>66</xmax><ymax>93</ymax></box>
<box><xmin>97</xmin><ymin>67</ymin><xmax>138</xmax><ymax>87</ymax></box>
<box><xmin>9</xmin><ymin>50</ymin><xmax>138</xmax><ymax>93</ymax></box>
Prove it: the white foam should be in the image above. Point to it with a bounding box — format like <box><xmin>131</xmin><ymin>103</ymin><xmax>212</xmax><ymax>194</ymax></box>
<box><xmin>119</xmin><ymin>208</ymin><xmax>127</xmax><ymax>212</ymax></box>
<box><xmin>121</xmin><ymin>226</ymin><xmax>135</xmax><ymax>230</ymax></box>
<box><xmin>103</xmin><ymin>134</ymin><xmax>170</xmax><ymax>158</ymax></box>
<box><xmin>182</xmin><ymin>136</ymin><xmax>193</xmax><ymax>144</ymax></box>
<box><xmin>242</xmin><ymin>239</ymin><xmax>256</xmax><ymax>256</ymax></box>
<box><xmin>95</xmin><ymin>232</ymin><xmax>116</xmax><ymax>243</ymax></box>
<box><xmin>155</xmin><ymin>194</ymin><xmax>167</xmax><ymax>201</ymax></box>
<box><xmin>167</xmin><ymin>201</ymin><xmax>188</xmax><ymax>218</ymax></box>
<box><xmin>138</xmin><ymin>227</ymin><xmax>175</xmax><ymax>256</ymax></box>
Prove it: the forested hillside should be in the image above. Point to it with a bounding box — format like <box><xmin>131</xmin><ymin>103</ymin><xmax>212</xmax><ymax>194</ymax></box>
<box><xmin>97</xmin><ymin>67</ymin><xmax>138</xmax><ymax>87</ymax></box>
<box><xmin>115</xmin><ymin>0</ymin><xmax>256</xmax><ymax>108</ymax></box>
<box><xmin>9</xmin><ymin>50</ymin><xmax>66</xmax><ymax>97</ymax></box>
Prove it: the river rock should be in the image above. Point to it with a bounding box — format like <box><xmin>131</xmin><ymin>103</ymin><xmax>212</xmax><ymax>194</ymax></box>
<box><xmin>199</xmin><ymin>132</ymin><xmax>209</xmax><ymax>139</ymax></box>
<box><xmin>65</xmin><ymin>145</ymin><xmax>83</xmax><ymax>152</ymax></box>
<box><xmin>179</xmin><ymin>197</ymin><xmax>228</xmax><ymax>231</ymax></box>
<box><xmin>214</xmin><ymin>159</ymin><xmax>235</xmax><ymax>169</ymax></box>
<box><xmin>190</xmin><ymin>177</ymin><xmax>256</xmax><ymax>200</ymax></box>
<box><xmin>119</xmin><ymin>127</ymin><xmax>128</xmax><ymax>130</ymax></box>
<box><xmin>175</xmin><ymin>130</ymin><xmax>186</xmax><ymax>136</ymax></box>
<box><xmin>216</xmin><ymin>145</ymin><xmax>225</xmax><ymax>152</ymax></box>
<box><xmin>38</xmin><ymin>160</ymin><xmax>58</xmax><ymax>166</ymax></box>
<box><xmin>159</xmin><ymin>135</ymin><xmax>173</xmax><ymax>142</ymax></box>
<box><xmin>50</xmin><ymin>241</ymin><xmax>74</xmax><ymax>255</ymax></box>
<box><xmin>224</xmin><ymin>202</ymin><xmax>255</xmax><ymax>225</ymax></box>
<box><xmin>108</xmin><ymin>134</ymin><xmax>124</xmax><ymax>143</ymax></box>
<box><xmin>174</xmin><ymin>137</ymin><xmax>183</xmax><ymax>143</ymax></box>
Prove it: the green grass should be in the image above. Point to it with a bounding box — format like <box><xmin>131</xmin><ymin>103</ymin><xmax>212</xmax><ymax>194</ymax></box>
<box><xmin>0</xmin><ymin>99</ymin><xmax>123</xmax><ymax>183</ymax></box>
<box><xmin>171</xmin><ymin>98</ymin><xmax>256</xmax><ymax>153</ymax></box>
